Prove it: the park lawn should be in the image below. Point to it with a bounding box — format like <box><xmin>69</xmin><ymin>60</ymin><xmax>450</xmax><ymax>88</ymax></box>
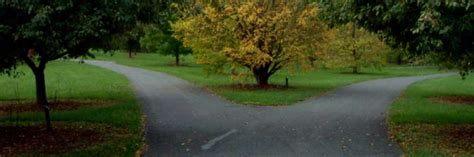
<box><xmin>0</xmin><ymin>61</ymin><xmax>143</xmax><ymax>156</ymax></box>
<box><xmin>389</xmin><ymin>75</ymin><xmax>474</xmax><ymax>156</ymax></box>
<box><xmin>94</xmin><ymin>52</ymin><xmax>444</xmax><ymax>105</ymax></box>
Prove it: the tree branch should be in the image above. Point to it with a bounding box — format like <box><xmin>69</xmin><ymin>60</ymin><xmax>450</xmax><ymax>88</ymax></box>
<box><xmin>47</xmin><ymin>52</ymin><xmax>68</xmax><ymax>61</ymax></box>
<box><xmin>268</xmin><ymin>61</ymin><xmax>282</xmax><ymax>75</ymax></box>
<box><xmin>39</xmin><ymin>57</ymin><xmax>48</xmax><ymax>70</ymax></box>
<box><xmin>20</xmin><ymin>49</ymin><xmax>38</xmax><ymax>72</ymax></box>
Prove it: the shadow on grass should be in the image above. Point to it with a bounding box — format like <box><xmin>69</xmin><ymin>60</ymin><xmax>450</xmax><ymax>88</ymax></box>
<box><xmin>0</xmin><ymin>122</ymin><xmax>131</xmax><ymax>155</ymax></box>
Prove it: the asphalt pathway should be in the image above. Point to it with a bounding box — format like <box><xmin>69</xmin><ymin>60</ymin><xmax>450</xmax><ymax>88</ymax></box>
<box><xmin>86</xmin><ymin>60</ymin><xmax>451</xmax><ymax>157</ymax></box>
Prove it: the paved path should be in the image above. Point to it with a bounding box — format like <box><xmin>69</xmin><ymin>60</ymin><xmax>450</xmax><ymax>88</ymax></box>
<box><xmin>87</xmin><ymin>61</ymin><xmax>451</xmax><ymax>157</ymax></box>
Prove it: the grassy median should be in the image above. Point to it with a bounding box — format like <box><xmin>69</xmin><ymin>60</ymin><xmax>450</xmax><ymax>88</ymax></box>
<box><xmin>95</xmin><ymin>52</ymin><xmax>443</xmax><ymax>105</ymax></box>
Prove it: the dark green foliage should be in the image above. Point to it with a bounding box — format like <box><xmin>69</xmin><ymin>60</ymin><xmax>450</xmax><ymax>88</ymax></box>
<box><xmin>0</xmin><ymin>0</ymin><xmax>152</xmax><ymax>130</ymax></box>
<box><xmin>348</xmin><ymin>0</ymin><xmax>473</xmax><ymax>76</ymax></box>
<box><xmin>140</xmin><ymin>25</ymin><xmax>192</xmax><ymax>65</ymax></box>
<box><xmin>109</xmin><ymin>26</ymin><xmax>144</xmax><ymax>58</ymax></box>
<box><xmin>140</xmin><ymin>0</ymin><xmax>192</xmax><ymax>65</ymax></box>
<box><xmin>0</xmin><ymin>0</ymin><xmax>143</xmax><ymax>69</ymax></box>
<box><xmin>319</xmin><ymin>0</ymin><xmax>357</xmax><ymax>26</ymax></box>
<box><xmin>0</xmin><ymin>34</ymin><xmax>16</xmax><ymax>74</ymax></box>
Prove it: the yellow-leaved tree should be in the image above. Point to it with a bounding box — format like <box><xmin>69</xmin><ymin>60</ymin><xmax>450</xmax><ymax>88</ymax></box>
<box><xmin>318</xmin><ymin>23</ymin><xmax>389</xmax><ymax>73</ymax></box>
<box><xmin>171</xmin><ymin>1</ymin><xmax>329</xmax><ymax>86</ymax></box>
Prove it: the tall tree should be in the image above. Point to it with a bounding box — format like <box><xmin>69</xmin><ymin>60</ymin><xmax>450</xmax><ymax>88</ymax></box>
<box><xmin>139</xmin><ymin>1</ymin><xmax>192</xmax><ymax>66</ymax></box>
<box><xmin>319</xmin><ymin>0</ymin><xmax>390</xmax><ymax>73</ymax></box>
<box><xmin>140</xmin><ymin>25</ymin><xmax>192</xmax><ymax>66</ymax></box>
<box><xmin>172</xmin><ymin>1</ymin><xmax>329</xmax><ymax>86</ymax></box>
<box><xmin>319</xmin><ymin>23</ymin><xmax>389</xmax><ymax>73</ymax></box>
<box><xmin>349</xmin><ymin>0</ymin><xmax>473</xmax><ymax>77</ymax></box>
<box><xmin>0</xmin><ymin>0</ymin><xmax>151</xmax><ymax>131</ymax></box>
<box><xmin>109</xmin><ymin>26</ymin><xmax>144</xmax><ymax>58</ymax></box>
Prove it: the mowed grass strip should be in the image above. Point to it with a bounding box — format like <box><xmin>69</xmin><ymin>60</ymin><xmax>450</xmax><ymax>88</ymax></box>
<box><xmin>95</xmin><ymin>52</ymin><xmax>444</xmax><ymax>105</ymax></box>
<box><xmin>0</xmin><ymin>61</ymin><xmax>142</xmax><ymax>156</ymax></box>
<box><xmin>389</xmin><ymin>75</ymin><xmax>474</xmax><ymax>156</ymax></box>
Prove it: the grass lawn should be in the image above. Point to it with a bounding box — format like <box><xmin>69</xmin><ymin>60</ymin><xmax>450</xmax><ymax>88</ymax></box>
<box><xmin>389</xmin><ymin>75</ymin><xmax>474</xmax><ymax>156</ymax></box>
<box><xmin>0</xmin><ymin>61</ymin><xmax>142</xmax><ymax>156</ymax></box>
<box><xmin>94</xmin><ymin>52</ymin><xmax>444</xmax><ymax>105</ymax></box>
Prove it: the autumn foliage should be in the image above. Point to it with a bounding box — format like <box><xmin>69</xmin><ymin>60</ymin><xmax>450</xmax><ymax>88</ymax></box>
<box><xmin>172</xmin><ymin>1</ymin><xmax>329</xmax><ymax>85</ymax></box>
<box><xmin>318</xmin><ymin>23</ymin><xmax>389</xmax><ymax>73</ymax></box>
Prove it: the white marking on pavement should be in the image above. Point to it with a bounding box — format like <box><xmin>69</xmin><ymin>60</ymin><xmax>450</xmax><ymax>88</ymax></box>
<box><xmin>201</xmin><ymin>129</ymin><xmax>238</xmax><ymax>150</ymax></box>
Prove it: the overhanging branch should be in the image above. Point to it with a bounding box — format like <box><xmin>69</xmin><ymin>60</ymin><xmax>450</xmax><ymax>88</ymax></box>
<box><xmin>47</xmin><ymin>52</ymin><xmax>68</xmax><ymax>61</ymax></box>
<box><xmin>20</xmin><ymin>50</ymin><xmax>38</xmax><ymax>72</ymax></box>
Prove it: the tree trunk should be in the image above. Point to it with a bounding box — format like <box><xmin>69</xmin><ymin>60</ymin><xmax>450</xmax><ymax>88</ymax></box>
<box><xmin>352</xmin><ymin>66</ymin><xmax>359</xmax><ymax>74</ymax></box>
<box><xmin>128</xmin><ymin>47</ymin><xmax>133</xmax><ymax>59</ymax></box>
<box><xmin>397</xmin><ymin>52</ymin><xmax>402</xmax><ymax>65</ymax></box>
<box><xmin>33</xmin><ymin>68</ymin><xmax>53</xmax><ymax>132</ymax></box>
<box><xmin>174</xmin><ymin>45</ymin><xmax>180</xmax><ymax>66</ymax></box>
<box><xmin>22</xmin><ymin>51</ymin><xmax>53</xmax><ymax>132</ymax></box>
<box><xmin>175</xmin><ymin>50</ymin><xmax>180</xmax><ymax>66</ymax></box>
<box><xmin>351</xmin><ymin>23</ymin><xmax>358</xmax><ymax>74</ymax></box>
<box><xmin>252</xmin><ymin>69</ymin><xmax>270</xmax><ymax>86</ymax></box>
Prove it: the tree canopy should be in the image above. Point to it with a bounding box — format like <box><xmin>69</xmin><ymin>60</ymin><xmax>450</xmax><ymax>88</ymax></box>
<box><xmin>140</xmin><ymin>1</ymin><xmax>192</xmax><ymax>66</ymax></box>
<box><xmin>140</xmin><ymin>25</ymin><xmax>192</xmax><ymax>65</ymax></box>
<box><xmin>318</xmin><ymin>23</ymin><xmax>389</xmax><ymax>73</ymax></box>
<box><xmin>172</xmin><ymin>1</ymin><xmax>330</xmax><ymax>85</ymax></box>
<box><xmin>0</xmin><ymin>0</ymin><xmax>152</xmax><ymax>131</ymax></box>
<box><xmin>349</xmin><ymin>0</ymin><xmax>473</xmax><ymax>76</ymax></box>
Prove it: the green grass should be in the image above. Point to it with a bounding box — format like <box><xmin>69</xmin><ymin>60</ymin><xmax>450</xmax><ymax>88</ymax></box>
<box><xmin>389</xmin><ymin>75</ymin><xmax>474</xmax><ymax>156</ymax></box>
<box><xmin>95</xmin><ymin>52</ymin><xmax>444</xmax><ymax>105</ymax></box>
<box><xmin>0</xmin><ymin>61</ymin><xmax>142</xmax><ymax>156</ymax></box>
<box><xmin>391</xmin><ymin>75</ymin><xmax>474</xmax><ymax>124</ymax></box>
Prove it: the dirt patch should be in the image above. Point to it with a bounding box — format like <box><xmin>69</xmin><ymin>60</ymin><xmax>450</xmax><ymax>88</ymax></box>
<box><xmin>430</xmin><ymin>96</ymin><xmax>474</xmax><ymax>105</ymax></box>
<box><xmin>216</xmin><ymin>84</ymin><xmax>293</xmax><ymax>91</ymax></box>
<box><xmin>391</xmin><ymin>124</ymin><xmax>474</xmax><ymax>155</ymax></box>
<box><xmin>0</xmin><ymin>100</ymin><xmax>115</xmax><ymax>113</ymax></box>
<box><xmin>0</xmin><ymin>123</ymin><xmax>105</xmax><ymax>155</ymax></box>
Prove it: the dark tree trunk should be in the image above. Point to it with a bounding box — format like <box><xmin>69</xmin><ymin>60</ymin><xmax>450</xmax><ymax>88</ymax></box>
<box><xmin>128</xmin><ymin>47</ymin><xmax>133</xmax><ymax>59</ymax></box>
<box><xmin>351</xmin><ymin>23</ymin><xmax>359</xmax><ymax>74</ymax></box>
<box><xmin>23</xmin><ymin>55</ymin><xmax>53</xmax><ymax>132</ymax></box>
<box><xmin>252</xmin><ymin>68</ymin><xmax>270</xmax><ymax>86</ymax></box>
<box><xmin>352</xmin><ymin>66</ymin><xmax>359</xmax><ymax>74</ymax></box>
<box><xmin>175</xmin><ymin>45</ymin><xmax>180</xmax><ymax>66</ymax></box>
<box><xmin>175</xmin><ymin>51</ymin><xmax>180</xmax><ymax>66</ymax></box>
<box><xmin>33</xmin><ymin>66</ymin><xmax>53</xmax><ymax>132</ymax></box>
<box><xmin>254</xmin><ymin>73</ymin><xmax>269</xmax><ymax>86</ymax></box>
<box><xmin>397</xmin><ymin>52</ymin><xmax>402</xmax><ymax>65</ymax></box>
